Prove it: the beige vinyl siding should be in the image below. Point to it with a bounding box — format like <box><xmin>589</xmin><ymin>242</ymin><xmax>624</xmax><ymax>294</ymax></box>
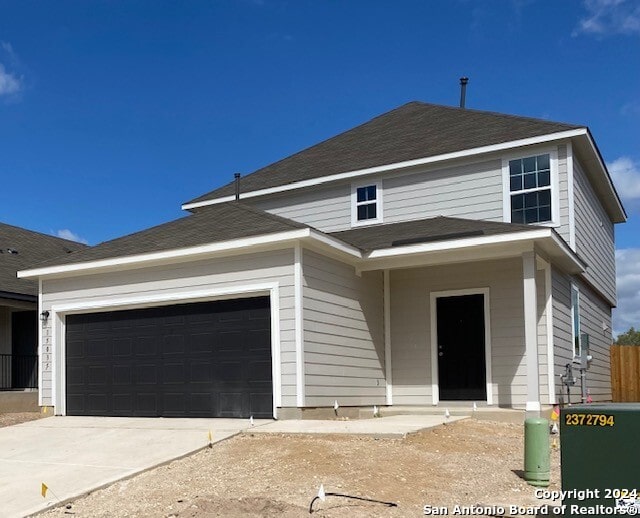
<box><xmin>577</xmin><ymin>280</ymin><xmax>612</xmax><ymax>401</ymax></box>
<box><xmin>246</xmin><ymin>144</ymin><xmax>572</xmax><ymax>239</ymax></box>
<box><xmin>40</xmin><ymin>249</ymin><xmax>296</xmax><ymax>408</ymax></box>
<box><xmin>251</xmin><ymin>183</ymin><xmax>350</xmax><ymax>232</ymax></box>
<box><xmin>390</xmin><ymin>258</ymin><xmax>539</xmax><ymax>407</ymax></box>
<box><xmin>302</xmin><ymin>249</ymin><xmax>385</xmax><ymax>406</ymax></box>
<box><xmin>556</xmin><ymin>145</ymin><xmax>570</xmax><ymax>244</ymax></box>
<box><xmin>41</xmin><ymin>318</ymin><xmax>52</xmax><ymax>403</ymax></box>
<box><xmin>551</xmin><ymin>269</ymin><xmax>612</xmax><ymax>404</ymax></box>
<box><xmin>536</xmin><ymin>267</ymin><xmax>549</xmax><ymax>402</ymax></box>
<box><xmin>250</xmin><ymin>157</ymin><xmax>514</xmax><ymax>232</ymax></box>
<box><xmin>573</xmin><ymin>158</ymin><xmax>616</xmax><ymax>303</ymax></box>
<box><xmin>383</xmin><ymin>159</ymin><xmax>503</xmax><ymax>223</ymax></box>
<box><xmin>248</xmin><ymin>146</ymin><xmax>572</xmax><ymax>237</ymax></box>
<box><xmin>551</xmin><ymin>268</ymin><xmax>573</xmax><ymax>405</ymax></box>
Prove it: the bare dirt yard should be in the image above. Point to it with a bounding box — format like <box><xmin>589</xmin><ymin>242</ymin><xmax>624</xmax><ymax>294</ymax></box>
<box><xmin>40</xmin><ymin>419</ymin><xmax>560</xmax><ymax>517</ymax></box>
<box><xmin>0</xmin><ymin>411</ymin><xmax>46</xmax><ymax>428</ymax></box>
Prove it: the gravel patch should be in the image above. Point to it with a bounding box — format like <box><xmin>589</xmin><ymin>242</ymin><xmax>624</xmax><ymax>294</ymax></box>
<box><xmin>0</xmin><ymin>412</ymin><xmax>47</xmax><ymax>428</ymax></box>
<box><xmin>38</xmin><ymin>419</ymin><xmax>561</xmax><ymax>517</ymax></box>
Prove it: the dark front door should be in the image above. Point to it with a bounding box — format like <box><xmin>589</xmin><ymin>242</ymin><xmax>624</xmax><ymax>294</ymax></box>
<box><xmin>436</xmin><ymin>293</ymin><xmax>486</xmax><ymax>400</ymax></box>
<box><xmin>65</xmin><ymin>297</ymin><xmax>272</xmax><ymax>418</ymax></box>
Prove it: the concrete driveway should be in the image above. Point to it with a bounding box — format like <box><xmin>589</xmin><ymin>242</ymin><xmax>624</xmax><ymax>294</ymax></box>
<box><xmin>0</xmin><ymin>416</ymin><xmax>268</xmax><ymax>518</ymax></box>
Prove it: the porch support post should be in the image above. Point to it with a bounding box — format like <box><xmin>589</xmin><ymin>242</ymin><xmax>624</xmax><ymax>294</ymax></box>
<box><xmin>384</xmin><ymin>270</ymin><xmax>392</xmax><ymax>405</ymax></box>
<box><xmin>522</xmin><ymin>251</ymin><xmax>541</xmax><ymax>417</ymax></box>
<box><xmin>543</xmin><ymin>259</ymin><xmax>556</xmax><ymax>405</ymax></box>
<box><xmin>294</xmin><ymin>243</ymin><xmax>305</xmax><ymax>407</ymax></box>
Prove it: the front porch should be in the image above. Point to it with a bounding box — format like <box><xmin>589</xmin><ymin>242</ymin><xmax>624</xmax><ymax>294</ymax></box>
<box><xmin>0</xmin><ymin>303</ymin><xmax>39</xmax><ymax>410</ymax></box>
<box><xmin>307</xmin><ymin>215</ymin><xmax>586</xmax><ymax>417</ymax></box>
<box><xmin>358</xmin><ymin>235</ymin><xmax>587</xmax><ymax>419</ymax></box>
<box><xmin>383</xmin><ymin>255</ymin><xmax>553</xmax><ymax>413</ymax></box>
<box><xmin>296</xmin><ymin>219</ymin><xmax>586</xmax><ymax>418</ymax></box>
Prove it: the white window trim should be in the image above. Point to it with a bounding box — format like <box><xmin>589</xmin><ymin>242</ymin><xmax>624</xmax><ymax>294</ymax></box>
<box><xmin>502</xmin><ymin>147</ymin><xmax>560</xmax><ymax>227</ymax></box>
<box><xmin>571</xmin><ymin>282</ymin><xmax>581</xmax><ymax>360</ymax></box>
<box><xmin>351</xmin><ymin>180</ymin><xmax>383</xmax><ymax>227</ymax></box>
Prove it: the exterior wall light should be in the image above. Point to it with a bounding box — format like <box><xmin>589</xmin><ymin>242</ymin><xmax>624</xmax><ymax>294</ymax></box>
<box><xmin>40</xmin><ymin>310</ymin><xmax>50</xmax><ymax>322</ymax></box>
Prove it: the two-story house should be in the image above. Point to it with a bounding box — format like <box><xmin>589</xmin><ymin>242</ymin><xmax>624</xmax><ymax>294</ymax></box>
<box><xmin>19</xmin><ymin>102</ymin><xmax>625</xmax><ymax>419</ymax></box>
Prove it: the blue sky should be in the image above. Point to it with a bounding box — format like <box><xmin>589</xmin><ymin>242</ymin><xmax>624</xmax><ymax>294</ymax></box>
<box><xmin>0</xmin><ymin>0</ymin><xmax>639</xmax><ymax>333</ymax></box>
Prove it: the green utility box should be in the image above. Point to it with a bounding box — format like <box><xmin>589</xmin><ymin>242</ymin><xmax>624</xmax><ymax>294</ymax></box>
<box><xmin>560</xmin><ymin>403</ymin><xmax>640</xmax><ymax>516</ymax></box>
<box><xmin>524</xmin><ymin>417</ymin><xmax>550</xmax><ymax>486</ymax></box>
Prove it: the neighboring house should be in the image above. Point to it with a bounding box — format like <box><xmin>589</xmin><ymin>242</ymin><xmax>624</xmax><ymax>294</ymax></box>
<box><xmin>19</xmin><ymin>102</ymin><xmax>625</xmax><ymax>419</ymax></box>
<box><xmin>0</xmin><ymin>223</ymin><xmax>85</xmax><ymax>392</ymax></box>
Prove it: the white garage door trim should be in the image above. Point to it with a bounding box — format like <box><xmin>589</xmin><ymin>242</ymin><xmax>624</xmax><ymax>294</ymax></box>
<box><xmin>50</xmin><ymin>282</ymin><xmax>282</xmax><ymax>418</ymax></box>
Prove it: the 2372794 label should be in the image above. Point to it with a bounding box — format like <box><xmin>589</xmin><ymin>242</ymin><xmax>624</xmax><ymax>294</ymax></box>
<box><xmin>564</xmin><ymin>413</ymin><xmax>615</xmax><ymax>426</ymax></box>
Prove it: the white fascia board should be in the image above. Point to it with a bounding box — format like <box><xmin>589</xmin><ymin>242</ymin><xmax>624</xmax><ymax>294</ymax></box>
<box><xmin>583</xmin><ymin>132</ymin><xmax>627</xmax><ymax>221</ymax></box>
<box><xmin>366</xmin><ymin>229</ymin><xmax>552</xmax><ymax>260</ymax></box>
<box><xmin>306</xmin><ymin>229</ymin><xmax>362</xmax><ymax>259</ymax></box>
<box><xmin>363</xmin><ymin>228</ymin><xmax>584</xmax><ymax>278</ymax></box>
<box><xmin>182</xmin><ymin>129</ymin><xmax>588</xmax><ymax>210</ymax></box>
<box><xmin>18</xmin><ymin>223</ymin><xmax>581</xmax><ymax>285</ymax></box>
<box><xmin>549</xmin><ymin>232</ymin><xmax>586</xmax><ymax>272</ymax></box>
<box><xmin>18</xmin><ymin>229</ymin><xmax>312</xmax><ymax>279</ymax></box>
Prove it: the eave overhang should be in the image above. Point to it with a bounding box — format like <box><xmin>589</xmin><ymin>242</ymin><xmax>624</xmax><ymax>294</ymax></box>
<box><xmin>18</xmin><ymin>226</ymin><xmax>583</xmax><ymax>285</ymax></box>
<box><xmin>356</xmin><ymin>228</ymin><xmax>585</xmax><ymax>275</ymax></box>
<box><xmin>571</xmin><ymin>130</ymin><xmax>626</xmax><ymax>223</ymax></box>
<box><xmin>17</xmin><ymin>229</ymin><xmax>361</xmax><ymax>280</ymax></box>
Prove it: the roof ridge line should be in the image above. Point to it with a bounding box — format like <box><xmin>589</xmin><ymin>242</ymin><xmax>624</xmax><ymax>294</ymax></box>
<box><xmin>412</xmin><ymin>101</ymin><xmax>583</xmax><ymax>129</ymax></box>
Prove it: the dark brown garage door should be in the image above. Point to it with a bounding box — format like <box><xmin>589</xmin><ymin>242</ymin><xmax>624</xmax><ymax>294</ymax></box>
<box><xmin>65</xmin><ymin>297</ymin><xmax>272</xmax><ymax>418</ymax></box>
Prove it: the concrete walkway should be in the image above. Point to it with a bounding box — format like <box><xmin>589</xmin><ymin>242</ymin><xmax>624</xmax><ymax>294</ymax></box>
<box><xmin>0</xmin><ymin>416</ymin><xmax>268</xmax><ymax>518</ymax></box>
<box><xmin>250</xmin><ymin>414</ymin><xmax>467</xmax><ymax>438</ymax></box>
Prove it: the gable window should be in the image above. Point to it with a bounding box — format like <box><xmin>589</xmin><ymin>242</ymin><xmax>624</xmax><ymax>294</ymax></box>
<box><xmin>351</xmin><ymin>182</ymin><xmax>382</xmax><ymax>226</ymax></box>
<box><xmin>571</xmin><ymin>284</ymin><xmax>581</xmax><ymax>358</ymax></box>
<box><xmin>508</xmin><ymin>154</ymin><xmax>552</xmax><ymax>224</ymax></box>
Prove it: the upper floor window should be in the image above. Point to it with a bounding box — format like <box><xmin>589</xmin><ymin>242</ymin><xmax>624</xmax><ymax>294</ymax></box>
<box><xmin>509</xmin><ymin>153</ymin><xmax>552</xmax><ymax>224</ymax></box>
<box><xmin>351</xmin><ymin>181</ymin><xmax>382</xmax><ymax>226</ymax></box>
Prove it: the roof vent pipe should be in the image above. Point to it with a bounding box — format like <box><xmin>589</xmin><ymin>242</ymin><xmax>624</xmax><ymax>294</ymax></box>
<box><xmin>459</xmin><ymin>76</ymin><xmax>469</xmax><ymax>108</ymax></box>
<box><xmin>234</xmin><ymin>173</ymin><xmax>241</xmax><ymax>200</ymax></box>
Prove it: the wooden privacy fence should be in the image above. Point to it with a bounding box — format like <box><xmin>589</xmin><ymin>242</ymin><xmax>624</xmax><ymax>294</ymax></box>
<box><xmin>611</xmin><ymin>345</ymin><xmax>640</xmax><ymax>402</ymax></box>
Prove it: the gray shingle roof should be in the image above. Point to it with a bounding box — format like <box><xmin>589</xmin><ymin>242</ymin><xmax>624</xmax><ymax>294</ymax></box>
<box><xmin>26</xmin><ymin>203</ymin><xmax>309</xmax><ymax>270</ymax></box>
<box><xmin>328</xmin><ymin>216</ymin><xmax>537</xmax><ymax>253</ymax></box>
<box><xmin>0</xmin><ymin>223</ymin><xmax>87</xmax><ymax>298</ymax></box>
<box><xmin>186</xmin><ymin>101</ymin><xmax>582</xmax><ymax>205</ymax></box>
<box><xmin>24</xmin><ymin>201</ymin><xmax>544</xmax><ymax>273</ymax></box>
